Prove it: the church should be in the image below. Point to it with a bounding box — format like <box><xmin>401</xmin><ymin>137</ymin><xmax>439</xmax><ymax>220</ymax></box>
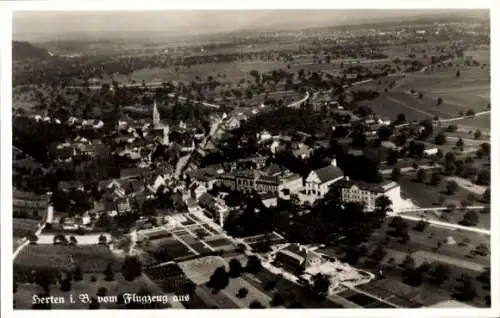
<box><xmin>152</xmin><ymin>100</ymin><xmax>170</xmax><ymax>146</ymax></box>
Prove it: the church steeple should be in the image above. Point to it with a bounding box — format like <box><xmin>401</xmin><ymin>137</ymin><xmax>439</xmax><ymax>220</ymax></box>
<box><xmin>153</xmin><ymin>100</ymin><xmax>160</xmax><ymax>128</ymax></box>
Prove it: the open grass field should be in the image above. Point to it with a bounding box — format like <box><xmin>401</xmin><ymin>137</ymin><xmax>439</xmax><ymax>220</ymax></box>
<box><xmin>451</xmin><ymin>115</ymin><xmax>491</xmax><ymax>131</ymax></box>
<box><xmin>398</xmin><ymin>172</ymin><xmax>480</xmax><ymax>208</ymax></box>
<box><xmin>464</xmin><ymin>49</ymin><xmax>490</xmax><ymax>64</ymax></box>
<box><xmin>358</xmin><ymin>67</ymin><xmax>490</xmax><ymax>129</ymax></box>
<box><xmin>402</xmin><ymin>207</ymin><xmax>490</xmax><ymax>230</ymax></box>
<box><xmin>113</xmin><ymin>56</ymin><xmax>384</xmax><ymax>86</ymax></box>
<box><xmin>14</xmin><ymin>244</ymin><xmax>115</xmax><ymax>274</ymax></box>
<box><xmin>113</xmin><ymin>60</ymin><xmax>289</xmax><ymax>84</ymax></box>
<box><xmin>177</xmin><ymin>255</ymin><xmax>228</xmax><ymax>285</ymax></box>
<box><xmin>14</xmin><ymin>273</ymin><xmax>166</xmax><ymax>309</ymax></box>
<box><xmin>396</xmin><ymin>68</ymin><xmax>489</xmax><ymax>111</ymax></box>
<box><xmin>13</xmin><ymin>218</ymin><xmax>41</xmax><ymax>238</ymax></box>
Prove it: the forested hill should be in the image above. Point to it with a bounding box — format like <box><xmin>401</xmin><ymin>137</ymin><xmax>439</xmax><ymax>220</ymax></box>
<box><xmin>13</xmin><ymin>41</ymin><xmax>52</xmax><ymax>61</ymax></box>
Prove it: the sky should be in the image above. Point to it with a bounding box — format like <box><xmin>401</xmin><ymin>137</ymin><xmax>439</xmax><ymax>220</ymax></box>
<box><xmin>13</xmin><ymin>10</ymin><xmax>487</xmax><ymax>41</ymax></box>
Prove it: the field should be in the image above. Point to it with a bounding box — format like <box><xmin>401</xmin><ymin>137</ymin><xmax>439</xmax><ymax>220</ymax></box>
<box><xmin>320</xmin><ymin>214</ymin><xmax>490</xmax><ymax>307</ymax></box>
<box><xmin>14</xmin><ymin>244</ymin><xmax>115</xmax><ymax>276</ymax></box>
<box><xmin>14</xmin><ymin>273</ymin><xmax>166</xmax><ymax>309</ymax></box>
<box><xmin>242</xmin><ymin>268</ymin><xmax>344</xmax><ymax>308</ymax></box>
<box><xmin>13</xmin><ymin>218</ymin><xmax>41</xmax><ymax>238</ymax></box>
<box><xmin>112</xmin><ymin>56</ymin><xmax>386</xmax><ymax>85</ymax></box>
<box><xmin>401</xmin><ymin>208</ymin><xmax>490</xmax><ymax>230</ymax></box>
<box><xmin>241</xmin><ymin>232</ymin><xmax>288</xmax><ymax>250</ymax></box>
<box><xmin>342</xmin><ymin>278</ymin><xmax>448</xmax><ymax>307</ymax></box>
<box><xmin>358</xmin><ymin>67</ymin><xmax>490</xmax><ymax>130</ymax></box>
<box><xmin>397</xmin><ymin>172</ymin><xmax>480</xmax><ymax>208</ymax></box>
<box><xmin>142</xmin><ymin>213</ymin><xmax>236</xmax><ymax>262</ymax></box>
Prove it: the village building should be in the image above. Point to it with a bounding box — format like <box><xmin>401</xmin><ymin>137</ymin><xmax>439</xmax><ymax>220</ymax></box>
<box><xmin>336</xmin><ymin>179</ymin><xmax>402</xmax><ymax>212</ymax></box>
<box><xmin>13</xmin><ymin>189</ymin><xmax>51</xmax><ymax>220</ymax></box>
<box><xmin>304</xmin><ymin>159</ymin><xmax>344</xmax><ymax>198</ymax></box>
<box><xmin>273</xmin><ymin>244</ymin><xmax>324</xmax><ymax>274</ymax></box>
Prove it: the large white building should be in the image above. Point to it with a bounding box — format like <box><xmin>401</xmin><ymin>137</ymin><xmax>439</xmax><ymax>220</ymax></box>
<box><xmin>305</xmin><ymin>159</ymin><xmax>344</xmax><ymax>199</ymax></box>
<box><xmin>338</xmin><ymin>179</ymin><xmax>402</xmax><ymax>212</ymax></box>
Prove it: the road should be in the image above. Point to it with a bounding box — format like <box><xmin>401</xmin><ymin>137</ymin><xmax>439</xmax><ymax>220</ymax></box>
<box><xmin>13</xmin><ymin>206</ymin><xmax>53</xmax><ymax>259</ymax></box>
<box><xmin>387</xmin><ymin>212</ymin><xmax>490</xmax><ymax>235</ymax></box>
<box><xmin>379</xmin><ymin>164</ymin><xmax>440</xmax><ymax>175</ymax></box>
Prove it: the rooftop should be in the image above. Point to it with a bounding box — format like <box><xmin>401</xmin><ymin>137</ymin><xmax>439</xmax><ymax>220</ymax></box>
<box><xmin>314</xmin><ymin>165</ymin><xmax>344</xmax><ymax>183</ymax></box>
<box><xmin>336</xmin><ymin>179</ymin><xmax>399</xmax><ymax>193</ymax></box>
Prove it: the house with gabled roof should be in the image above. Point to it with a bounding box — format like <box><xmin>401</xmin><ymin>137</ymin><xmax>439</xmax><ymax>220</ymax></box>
<box><xmin>305</xmin><ymin>159</ymin><xmax>344</xmax><ymax>198</ymax></box>
<box><xmin>190</xmin><ymin>182</ymin><xmax>207</xmax><ymax>200</ymax></box>
<box><xmin>119</xmin><ymin>167</ymin><xmax>150</xmax><ymax>179</ymax></box>
<box><xmin>273</xmin><ymin>244</ymin><xmax>324</xmax><ymax>274</ymax></box>
<box><xmin>97</xmin><ymin>179</ymin><xmax>122</xmax><ymax>193</ymax></box>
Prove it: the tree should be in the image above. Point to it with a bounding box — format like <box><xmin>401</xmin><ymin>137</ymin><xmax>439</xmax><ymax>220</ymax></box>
<box><xmin>476</xmin><ymin>267</ymin><xmax>490</xmax><ymax>285</ymax></box>
<box><xmin>27</xmin><ymin>232</ymin><xmax>38</xmax><ymax>244</ymax></box>
<box><xmin>474</xmin><ymin>243</ymin><xmax>489</xmax><ymax>256</ymax></box>
<box><xmin>249</xmin><ymin>301</ymin><xmax>265</xmax><ymax>308</ymax></box>
<box><xmin>246</xmin><ymin>255</ymin><xmax>262</xmax><ymax>274</ymax></box>
<box><xmin>460</xmin><ymin>211</ymin><xmax>479</xmax><ymax>226</ymax></box>
<box><xmin>97</xmin><ymin>286</ymin><xmax>108</xmax><ymax>297</ymax></box>
<box><xmin>121</xmin><ymin>256</ymin><xmax>142</xmax><ymax>281</ymax></box>
<box><xmin>290</xmin><ymin>301</ymin><xmax>304</xmax><ymax>308</ymax></box>
<box><xmin>476</xmin><ymin>170</ymin><xmax>490</xmax><ymax>185</ymax></box>
<box><xmin>312</xmin><ymin>273</ymin><xmax>331</xmax><ymax>297</ymax></box>
<box><xmin>431</xmin><ymin>264</ymin><xmax>451</xmax><ymax>285</ymax></box>
<box><xmin>89</xmin><ymin>297</ymin><xmax>100</xmax><ymax>309</ymax></box>
<box><xmin>374</xmin><ymin>195</ymin><xmax>392</xmax><ymax>221</ymax></box>
<box><xmin>456</xmin><ymin>70</ymin><xmax>461</xmax><ymax>77</ymax></box>
<box><xmin>236</xmin><ymin>287</ymin><xmax>248</xmax><ymax>298</ymax></box>
<box><xmin>430</xmin><ymin>171</ymin><xmax>442</xmax><ymax>186</ymax></box>
<box><xmin>434</xmin><ymin>132</ymin><xmax>446</xmax><ymax>145</ymax></box>
<box><xmin>386</xmin><ymin>150</ymin><xmax>399</xmax><ymax>165</ymax></box>
<box><xmin>270</xmin><ymin>293</ymin><xmax>285</xmax><ymax>307</ymax></box>
<box><xmin>396</xmin><ymin>113</ymin><xmax>407</xmax><ymax>123</ymax></box>
<box><xmin>437</xmin><ymin>97</ymin><xmax>443</xmax><ymax>105</ymax></box>
<box><xmin>60</xmin><ymin>277</ymin><xmax>72</xmax><ymax>292</ymax></box>
<box><xmin>391</xmin><ymin>167</ymin><xmax>401</xmax><ymax>181</ymax></box>
<box><xmin>69</xmin><ymin>236</ymin><xmax>78</xmax><ymax>245</ymax></box>
<box><xmin>73</xmin><ymin>266</ymin><xmax>83</xmax><ymax>281</ymax></box>
<box><xmin>446</xmin><ymin>180</ymin><xmax>458</xmax><ymax>195</ymax></box>
<box><xmin>482</xmin><ymin>187</ymin><xmax>490</xmax><ymax>203</ymax></box>
<box><xmin>264</xmin><ymin>280</ymin><xmax>277</xmax><ymax>291</ymax></box>
<box><xmin>53</xmin><ymin>234</ymin><xmax>68</xmax><ymax>245</ymax></box>
<box><xmin>369</xmin><ymin>245</ymin><xmax>387</xmax><ymax>265</ymax></box>
<box><xmin>228</xmin><ymin>258</ymin><xmax>243</xmax><ymax>278</ymax></box>
<box><xmin>416</xmin><ymin>169</ymin><xmax>427</xmax><ymax>183</ymax></box>
<box><xmin>98</xmin><ymin>234</ymin><xmax>108</xmax><ymax>245</ymax></box>
<box><xmin>104</xmin><ymin>262</ymin><xmax>114</xmax><ymax>281</ymax></box>
<box><xmin>454</xmin><ymin>275</ymin><xmax>477</xmax><ymax>301</ymax></box>
<box><xmin>207</xmin><ymin>266</ymin><xmax>229</xmax><ymax>291</ymax></box>
<box><xmin>413</xmin><ymin>219</ymin><xmax>429</xmax><ymax>232</ymax></box>
<box><xmin>400</xmin><ymin>254</ymin><xmax>415</xmax><ymax>270</ymax></box>
<box><xmin>474</xmin><ymin>129</ymin><xmax>482</xmax><ymax>139</ymax></box>
<box><xmin>456</xmin><ymin>138</ymin><xmax>464</xmax><ymax>151</ymax></box>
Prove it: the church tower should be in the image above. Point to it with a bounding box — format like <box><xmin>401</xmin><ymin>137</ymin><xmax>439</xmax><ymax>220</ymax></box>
<box><xmin>153</xmin><ymin>100</ymin><xmax>160</xmax><ymax>128</ymax></box>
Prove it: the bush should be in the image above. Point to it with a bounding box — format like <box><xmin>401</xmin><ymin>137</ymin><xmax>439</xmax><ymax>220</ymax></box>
<box><xmin>237</xmin><ymin>287</ymin><xmax>248</xmax><ymax>298</ymax></box>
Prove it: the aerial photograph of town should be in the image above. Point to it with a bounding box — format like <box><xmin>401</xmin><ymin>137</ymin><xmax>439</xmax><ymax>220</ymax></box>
<box><xmin>9</xmin><ymin>8</ymin><xmax>491</xmax><ymax>311</ymax></box>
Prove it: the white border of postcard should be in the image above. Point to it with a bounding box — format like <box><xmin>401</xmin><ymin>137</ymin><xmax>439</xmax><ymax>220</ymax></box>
<box><xmin>1</xmin><ymin>1</ymin><xmax>498</xmax><ymax>318</ymax></box>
